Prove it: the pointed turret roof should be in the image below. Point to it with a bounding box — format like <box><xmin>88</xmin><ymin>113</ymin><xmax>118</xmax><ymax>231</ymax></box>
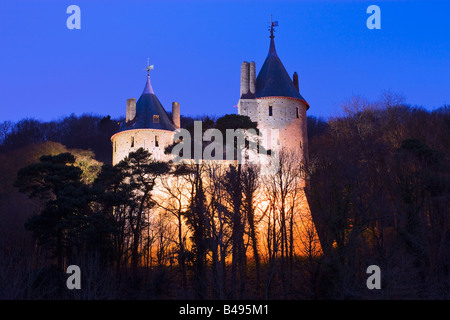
<box><xmin>142</xmin><ymin>75</ymin><xmax>154</xmax><ymax>94</ymax></box>
<box><xmin>121</xmin><ymin>74</ymin><xmax>176</xmax><ymax>132</ymax></box>
<box><xmin>255</xmin><ymin>34</ymin><xmax>309</xmax><ymax>108</ymax></box>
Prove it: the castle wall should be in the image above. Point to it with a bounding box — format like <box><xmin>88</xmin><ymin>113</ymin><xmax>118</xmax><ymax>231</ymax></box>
<box><xmin>238</xmin><ymin>98</ymin><xmax>258</xmax><ymax>118</ymax></box>
<box><xmin>111</xmin><ymin>129</ymin><xmax>175</xmax><ymax>165</ymax></box>
<box><xmin>239</xmin><ymin>96</ymin><xmax>308</xmax><ymax>162</ymax></box>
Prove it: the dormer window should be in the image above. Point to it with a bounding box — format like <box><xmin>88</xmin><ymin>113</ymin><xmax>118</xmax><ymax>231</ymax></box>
<box><xmin>153</xmin><ymin>115</ymin><xmax>159</xmax><ymax>123</ymax></box>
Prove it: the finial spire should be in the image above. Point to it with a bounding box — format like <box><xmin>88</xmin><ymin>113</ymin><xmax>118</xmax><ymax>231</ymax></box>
<box><xmin>142</xmin><ymin>57</ymin><xmax>155</xmax><ymax>94</ymax></box>
<box><xmin>145</xmin><ymin>57</ymin><xmax>154</xmax><ymax>78</ymax></box>
<box><xmin>269</xmin><ymin>14</ymin><xmax>278</xmax><ymax>39</ymax></box>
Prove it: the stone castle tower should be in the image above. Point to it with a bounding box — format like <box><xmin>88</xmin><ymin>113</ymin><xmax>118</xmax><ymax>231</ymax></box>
<box><xmin>237</xmin><ymin>20</ymin><xmax>309</xmax><ymax>164</ymax></box>
<box><xmin>111</xmin><ymin>68</ymin><xmax>180</xmax><ymax>165</ymax></box>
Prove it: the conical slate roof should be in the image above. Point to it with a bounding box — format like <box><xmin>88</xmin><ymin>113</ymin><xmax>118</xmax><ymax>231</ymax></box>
<box><xmin>121</xmin><ymin>76</ymin><xmax>176</xmax><ymax>132</ymax></box>
<box><xmin>256</xmin><ymin>37</ymin><xmax>309</xmax><ymax>108</ymax></box>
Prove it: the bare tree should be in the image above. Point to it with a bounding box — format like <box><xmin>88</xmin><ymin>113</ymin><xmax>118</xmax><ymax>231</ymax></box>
<box><xmin>241</xmin><ymin>164</ymin><xmax>261</xmax><ymax>291</ymax></box>
<box><xmin>261</xmin><ymin>148</ymin><xmax>319</xmax><ymax>297</ymax></box>
<box><xmin>0</xmin><ymin>120</ymin><xmax>12</xmax><ymax>145</ymax></box>
<box><xmin>181</xmin><ymin>161</ymin><xmax>210</xmax><ymax>299</ymax></box>
<box><xmin>205</xmin><ymin>162</ymin><xmax>230</xmax><ymax>299</ymax></box>
<box><xmin>155</xmin><ymin>169</ymin><xmax>191</xmax><ymax>289</ymax></box>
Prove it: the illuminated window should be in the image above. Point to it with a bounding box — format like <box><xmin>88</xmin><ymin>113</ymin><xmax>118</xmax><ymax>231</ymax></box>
<box><xmin>153</xmin><ymin>115</ymin><xmax>159</xmax><ymax>123</ymax></box>
<box><xmin>155</xmin><ymin>135</ymin><xmax>159</xmax><ymax>147</ymax></box>
<box><xmin>269</xmin><ymin>106</ymin><xmax>273</xmax><ymax>116</ymax></box>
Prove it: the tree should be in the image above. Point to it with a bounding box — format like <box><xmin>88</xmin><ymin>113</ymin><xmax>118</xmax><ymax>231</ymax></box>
<box><xmin>92</xmin><ymin>163</ymin><xmax>129</xmax><ymax>269</ymax></box>
<box><xmin>155</xmin><ymin>164</ymin><xmax>191</xmax><ymax>290</ymax></box>
<box><xmin>0</xmin><ymin>120</ymin><xmax>12</xmax><ymax>145</ymax></box>
<box><xmin>390</xmin><ymin>139</ymin><xmax>450</xmax><ymax>297</ymax></box>
<box><xmin>216</xmin><ymin>114</ymin><xmax>260</xmax><ymax>298</ymax></box>
<box><xmin>183</xmin><ymin>162</ymin><xmax>209</xmax><ymax>299</ymax></box>
<box><xmin>215</xmin><ymin>114</ymin><xmax>258</xmax><ymax>133</ymax></box>
<box><xmin>2</xmin><ymin>118</ymin><xmax>44</xmax><ymax>150</ymax></box>
<box><xmin>115</xmin><ymin>148</ymin><xmax>170</xmax><ymax>274</ymax></box>
<box><xmin>261</xmin><ymin>148</ymin><xmax>310</xmax><ymax>297</ymax></box>
<box><xmin>222</xmin><ymin>164</ymin><xmax>247</xmax><ymax>299</ymax></box>
<box><xmin>1</xmin><ymin>114</ymin><xmax>120</xmax><ymax>164</ymax></box>
<box><xmin>15</xmin><ymin>153</ymin><xmax>89</xmax><ymax>269</ymax></box>
<box><xmin>241</xmin><ymin>164</ymin><xmax>261</xmax><ymax>291</ymax></box>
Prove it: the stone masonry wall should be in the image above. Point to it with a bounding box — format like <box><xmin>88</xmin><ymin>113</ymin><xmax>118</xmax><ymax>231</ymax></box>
<box><xmin>111</xmin><ymin>129</ymin><xmax>175</xmax><ymax>165</ymax></box>
<box><xmin>239</xmin><ymin>96</ymin><xmax>308</xmax><ymax>163</ymax></box>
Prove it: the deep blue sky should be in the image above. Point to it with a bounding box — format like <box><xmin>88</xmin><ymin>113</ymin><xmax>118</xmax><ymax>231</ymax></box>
<box><xmin>0</xmin><ymin>0</ymin><xmax>449</xmax><ymax>123</ymax></box>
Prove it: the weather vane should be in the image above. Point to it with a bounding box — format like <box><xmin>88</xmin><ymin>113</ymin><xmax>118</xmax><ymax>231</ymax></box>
<box><xmin>269</xmin><ymin>14</ymin><xmax>278</xmax><ymax>39</ymax></box>
<box><xmin>145</xmin><ymin>57</ymin><xmax>154</xmax><ymax>77</ymax></box>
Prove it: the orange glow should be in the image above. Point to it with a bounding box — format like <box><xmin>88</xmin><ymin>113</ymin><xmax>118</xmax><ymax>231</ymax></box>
<box><xmin>132</xmin><ymin>168</ymin><xmax>322</xmax><ymax>268</ymax></box>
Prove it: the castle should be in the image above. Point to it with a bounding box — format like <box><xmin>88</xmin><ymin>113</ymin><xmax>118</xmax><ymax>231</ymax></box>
<box><xmin>111</xmin><ymin>21</ymin><xmax>309</xmax><ymax>166</ymax></box>
<box><xmin>110</xmin><ymin>21</ymin><xmax>321</xmax><ymax>257</ymax></box>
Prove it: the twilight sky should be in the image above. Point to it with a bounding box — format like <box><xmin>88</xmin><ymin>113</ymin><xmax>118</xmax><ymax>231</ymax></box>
<box><xmin>0</xmin><ymin>0</ymin><xmax>449</xmax><ymax>123</ymax></box>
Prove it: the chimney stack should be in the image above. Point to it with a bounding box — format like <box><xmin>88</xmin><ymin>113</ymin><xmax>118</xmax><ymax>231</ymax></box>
<box><xmin>240</xmin><ymin>61</ymin><xmax>249</xmax><ymax>97</ymax></box>
<box><xmin>126</xmin><ymin>98</ymin><xmax>136</xmax><ymax>122</ymax></box>
<box><xmin>249</xmin><ymin>61</ymin><xmax>256</xmax><ymax>95</ymax></box>
<box><xmin>172</xmin><ymin>102</ymin><xmax>180</xmax><ymax>129</ymax></box>
<box><xmin>293</xmin><ymin>72</ymin><xmax>299</xmax><ymax>92</ymax></box>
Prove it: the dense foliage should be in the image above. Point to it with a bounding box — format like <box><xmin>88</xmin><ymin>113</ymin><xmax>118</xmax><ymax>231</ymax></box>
<box><xmin>0</xmin><ymin>98</ymin><xmax>449</xmax><ymax>299</ymax></box>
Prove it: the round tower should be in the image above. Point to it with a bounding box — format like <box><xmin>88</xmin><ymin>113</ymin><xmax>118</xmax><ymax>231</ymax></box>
<box><xmin>238</xmin><ymin>21</ymin><xmax>309</xmax><ymax>164</ymax></box>
<box><xmin>111</xmin><ymin>66</ymin><xmax>179</xmax><ymax>165</ymax></box>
